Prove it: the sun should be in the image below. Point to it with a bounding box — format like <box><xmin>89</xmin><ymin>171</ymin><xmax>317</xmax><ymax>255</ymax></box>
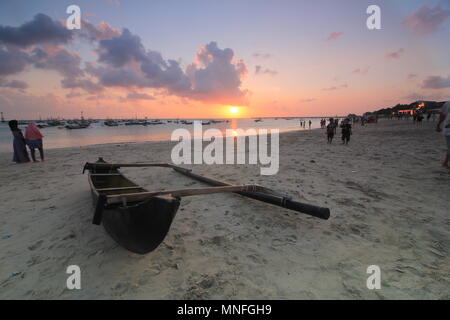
<box><xmin>229</xmin><ymin>106</ymin><xmax>239</xmax><ymax>115</ymax></box>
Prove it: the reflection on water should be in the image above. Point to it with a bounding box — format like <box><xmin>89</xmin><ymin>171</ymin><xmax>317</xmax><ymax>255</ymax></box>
<box><xmin>0</xmin><ymin>118</ymin><xmax>324</xmax><ymax>154</ymax></box>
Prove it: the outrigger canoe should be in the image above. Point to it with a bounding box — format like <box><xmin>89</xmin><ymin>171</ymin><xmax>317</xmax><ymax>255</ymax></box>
<box><xmin>83</xmin><ymin>158</ymin><xmax>330</xmax><ymax>254</ymax></box>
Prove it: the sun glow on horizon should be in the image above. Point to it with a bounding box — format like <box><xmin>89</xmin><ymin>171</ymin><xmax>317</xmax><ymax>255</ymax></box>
<box><xmin>229</xmin><ymin>106</ymin><xmax>240</xmax><ymax>116</ymax></box>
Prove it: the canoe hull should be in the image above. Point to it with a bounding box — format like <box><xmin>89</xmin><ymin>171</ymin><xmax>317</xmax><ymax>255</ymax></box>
<box><xmin>87</xmin><ymin>159</ymin><xmax>180</xmax><ymax>254</ymax></box>
<box><xmin>99</xmin><ymin>196</ymin><xmax>180</xmax><ymax>254</ymax></box>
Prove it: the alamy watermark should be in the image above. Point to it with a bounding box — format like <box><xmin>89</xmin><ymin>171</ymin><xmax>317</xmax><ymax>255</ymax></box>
<box><xmin>367</xmin><ymin>5</ymin><xmax>381</xmax><ymax>30</ymax></box>
<box><xmin>66</xmin><ymin>265</ymin><xmax>81</xmax><ymax>290</ymax></box>
<box><xmin>366</xmin><ymin>265</ymin><xmax>381</xmax><ymax>290</ymax></box>
<box><xmin>66</xmin><ymin>5</ymin><xmax>81</xmax><ymax>30</ymax></box>
<box><xmin>171</xmin><ymin>121</ymin><xmax>279</xmax><ymax>176</ymax></box>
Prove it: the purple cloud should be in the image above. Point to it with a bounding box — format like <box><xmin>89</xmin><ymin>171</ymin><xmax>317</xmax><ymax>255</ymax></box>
<box><xmin>0</xmin><ymin>79</ymin><xmax>28</xmax><ymax>90</ymax></box>
<box><xmin>186</xmin><ymin>41</ymin><xmax>248</xmax><ymax>104</ymax></box>
<box><xmin>0</xmin><ymin>15</ymin><xmax>249</xmax><ymax>105</ymax></box>
<box><xmin>255</xmin><ymin>65</ymin><xmax>278</xmax><ymax>76</ymax></box>
<box><xmin>61</xmin><ymin>77</ymin><xmax>104</xmax><ymax>94</ymax></box>
<box><xmin>0</xmin><ymin>13</ymin><xmax>72</xmax><ymax>48</ymax></box>
<box><xmin>120</xmin><ymin>92</ymin><xmax>155</xmax><ymax>102</ymax></box>
<box><xmin>403</xmin><ymin>4</ymin><xmax>450</xmax><ymax>35</ymax></box>
<box><xmin>386</xmin><ymin>48</ymin><xmax>405</xmax><ymax>59</ymax></box>
<box><xmin>97</xmin><ymin>29</ymin><xmax>148</xmax><ymax>67</ymax></box>
<box><xmin>253</xmin><ymin>52</ymin><xmax>272</xmax><ymax>59</ymax></box>
<box><xmin>32</xmin><ymin>47</ymin><xmax>84</xmax><ymax>78</ymax></box>
<box><xmin>326</xmin><ymin>32</ymin><xmax>343</xmax><ymax>41</ymax></box>
<box><xmin>80</xmin><ymin>19</ymin><xmax>121</xmax><ymax>41</ymax></box>
<box><xmin>352</xmin><ymin>67</ymin><xmax>370</xmax><ymax>75</ymax></box>
<box><xmin>421</xmin><ymin>75</ymin><xmax>450</xmax><ymax>89</ymax></box>
<box><xmin>0</xmin><ymin>47</ymin><xmax>31</xmax><ymax>76</ymax></box>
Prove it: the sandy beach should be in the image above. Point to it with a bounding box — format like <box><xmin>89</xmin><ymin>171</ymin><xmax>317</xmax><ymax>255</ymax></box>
<box><xmin>0</xmin><ymin>120</ymin><xmax>448</xmax><ymax>300</ymax></box>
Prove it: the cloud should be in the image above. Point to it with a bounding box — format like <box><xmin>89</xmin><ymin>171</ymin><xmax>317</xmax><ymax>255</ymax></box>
<box><xmin>32</xmin><ymin>47</ymin><xmax>84</xmax><ymax>78</ymax></box>
<box><xmin>85</xmin><ymin>94</ymin><xmax>110</xmax><ymax>101</ymax></box>
<box><xmin>80</xmin><ymin>19</ymin><xmax>121</xmax><ymax>41</ymax></box>
<box><xmin>0</xmin><ymin>47</ymin><xmax>31</xmax><ymax>76</ymax></box>
<box><xmin>401</xmin><ymin>91</ymin><xmax>450</xmax><ymax>101</ymax></box>
<box><xmin>186</xmin><ymin>41</ymin><xmax>248</xmax><ymax>104</ymax></box>
<box><xmin>322</xmin><ymin>83</ymin><xmax>348</xmax><ymax>91</ymax></box>
<box><xmin>407</xmin><ymin>73</ymin><xmax>418</xmax><ymax>80</ymax></box>
<box><xmin>0</xmin><ymin>79</ymin><xmax>28</xmax><ymax>90</ymax></box>
<box><xmin>255</xmin><ymin>65</ymin><xmax>278</xmax><ymax>76</ymax></box>
<box><xmin>126</xmin><ymin>92</ymin><xmax>155</xmax><ymax>100</ymax></box>
<box><xmin>120</xmin><ymin>92</ymin><xmax>155</xmax><ymax>102</ymax></box>
<box><xmin>299</xmin><ymin>98</ymin><xmax>317</xmax><ymax>103</ymax></box>
<box><xmin>253</xmin><ymin>52</ymin><xmax>272</xmax><ymax>59</ymax></box>
<box><xmin>326</xmin><ymin>32</ymin><xmax>343</xmax><ymax>41</ymax></box>
<box><xmin>0</xmin><ymin>13</ymin><xmax>72</xmax><ymax>48</ymax></box>
<box><xmin>61</xmin><ymin>77</ymin><xmax>104</xmax><ymax>94</ymax></box>
<box><xmin>421</xmin><ymin>74</ymin><xmax>450</xmax><ymax>89</ymax></box>
<box><xmin>0</xmin><ymin>15</ymin><xmax>249</xmax><ymax>105</ymax></box>
<box><xmin>386</xmin><ymin>48</ymin><xmax>405</xmax><ymax>59</ymax></box>
<box><xmin>403</xmin><ymin>4</ymin><xmax>450</xmax><ymax>35</ymax></box>
<box><xmin>65</xmin><ymin>92</ymin><xmax>83</xmax><ymax>98</ymax></box>
<box><xmin>352</xmin><ymin>67</ymin><xmax>370</xmax><ymax>75</ymax></box>
<box><xmin>97</xmin><ymin>28</ymin><xmax>148</xmax><ymax>67</ymax></box>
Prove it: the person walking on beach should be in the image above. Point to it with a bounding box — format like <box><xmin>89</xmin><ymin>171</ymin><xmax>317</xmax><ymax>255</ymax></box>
<box><xmin>9</xmin><ymin>120</ymin><xmax>30</xmax><ymax>164</ymax></box>
<box><xmin>25</xmin><ymin>122</ymin><xmax>45</xmax><ymax>162</ymax></box>
<box><xmin>326</xmin><ymin>118</ymin><xmax>335</xmax><ymax>144</ymax></box>
<box><xmin>340</xmin><ymin>118</ymin><xmax>352</xmax><ymax>145</ymax></box>
<box><xmin>309</xmin><ymin>120</ymin><xmax>312</xmax><ymax>129</ymax></box>
<box><xmin>436</xmin><ymin>101</ymin><xmax>450</xmax><ymax>169</ymax></box>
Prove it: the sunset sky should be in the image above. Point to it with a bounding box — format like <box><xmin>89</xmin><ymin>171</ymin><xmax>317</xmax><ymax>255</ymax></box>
<box><xmin>1</xmin><ymin>0</ymin><xmax>450</xmax><ymax>119</ymax></box>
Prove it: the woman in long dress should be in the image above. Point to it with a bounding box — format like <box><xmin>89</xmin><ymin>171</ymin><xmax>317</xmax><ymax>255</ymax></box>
<box><xmin>9</xmin><ymin>120</ymin><xmax>30</xmax><ymax>163</ymax></box>
<box><xmin>25</xmin><ymin>122</ymin><xmax>45</xmax><ymax>162</ymax></box>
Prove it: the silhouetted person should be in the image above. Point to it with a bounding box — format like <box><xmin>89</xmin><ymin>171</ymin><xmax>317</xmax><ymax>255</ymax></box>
<box><xmin>9</xmin><ymin>120</ymin><xmax>30</xmax><ymax>164</ymax></box>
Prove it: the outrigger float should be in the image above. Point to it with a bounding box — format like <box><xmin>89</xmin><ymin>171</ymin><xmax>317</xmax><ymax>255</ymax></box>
<box><xmin>83</xmin><ymin>158</ymin><xmax>330</xmax><ymax>254</ymax></box>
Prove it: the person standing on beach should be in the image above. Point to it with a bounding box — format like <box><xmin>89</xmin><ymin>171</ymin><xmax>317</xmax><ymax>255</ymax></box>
<box><xmin>436</xmin><ymin>101</ymin><xmax>450</xmax><ymax>169</ymax></box>
<box><xmin>340</xmin><ymin>118</ymin><xmax>352</xmax><ymax>145</ymax></box>
<box><xmin>309</xmin><ymin>120</ymin><xmax>312</xmax><ymax>129</ymax></box>
<box><xmin>9</xmin><ymin>120</ymin><xmax>30</xmax><ymax>164</ymax></box>
<box><xmin>25</xmin><ymin>122</ymin><xmax>45</xmax><ymax>162</ymax></box>
<box><xmin>326</xmin><ymin>118</ymin><xmax>335</xmax><ymax>144</ymax></box>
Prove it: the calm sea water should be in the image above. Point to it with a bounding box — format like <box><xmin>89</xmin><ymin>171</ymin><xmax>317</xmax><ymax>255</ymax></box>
<box><xmin>0</xmin><ymin>118</ymin><xmax>326</xmax><ymax>154</ymax></box>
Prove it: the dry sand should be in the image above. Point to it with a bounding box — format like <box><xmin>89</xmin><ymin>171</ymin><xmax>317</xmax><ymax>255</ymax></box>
<box><xmin>0</xmin><ymin>120</ymin><xmax>448</xmax><ymax>299</ymax></box>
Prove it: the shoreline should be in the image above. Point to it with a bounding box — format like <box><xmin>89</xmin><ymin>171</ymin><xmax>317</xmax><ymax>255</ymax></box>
<box><xmin>0</xmin><ymin>126</ymin><xmax>312</xmax><ymax>156</ymax></box>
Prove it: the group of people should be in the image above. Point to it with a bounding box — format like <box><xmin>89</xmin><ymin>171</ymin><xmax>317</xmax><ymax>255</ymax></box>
<box><xmin>299</xmin><ymin>120</ymin><xmax>312</xmax><ymax>129</ymax></box>
<box><xmin>9</xmin><ymin>120</ymin><xmax>45</xmax><ymax>164</ymax></box>
<box><xmin>325</xmin><ymin>118</ymin><xmax>352</xmax><ymax>145</ymax></box>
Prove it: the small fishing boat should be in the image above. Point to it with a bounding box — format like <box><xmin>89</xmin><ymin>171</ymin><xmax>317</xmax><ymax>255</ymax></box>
<box><xmin>66</xmin><ymin>123</ymin><xmax>89</xmax><ymax>129</ymax></box>
<box><xmin>104</xmin><ymin>120</ymin><xmax>119</xmax><ymax>126</ymax></box>
<box><xmin>83</xmin><ymin>158</ymin><xmax>330</xmax><ymax>254</ymax></box>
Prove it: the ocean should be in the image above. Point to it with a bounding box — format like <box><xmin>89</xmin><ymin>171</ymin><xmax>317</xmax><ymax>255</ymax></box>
<box><xmin>0</xmin><ymin>118</ymin><xmax>328</xmax><ymax>154</ymax></box>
